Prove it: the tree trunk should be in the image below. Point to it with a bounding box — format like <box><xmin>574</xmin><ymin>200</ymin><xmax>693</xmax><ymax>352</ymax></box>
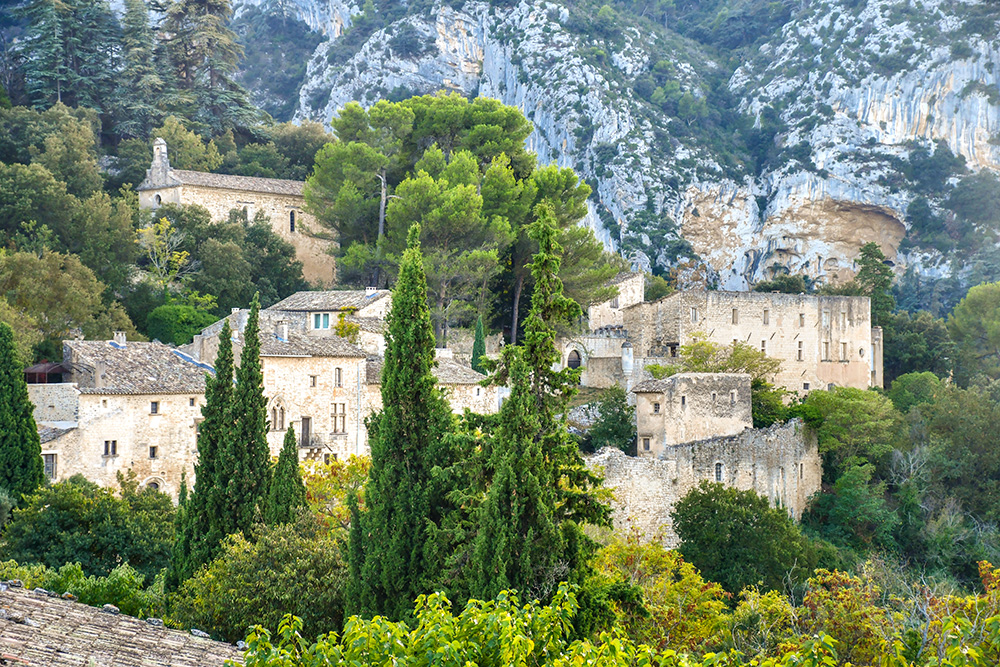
<box><xmin>511</xmin><ymin>273</ymin><xmax>524</xmax><ymax>345</ymax></box>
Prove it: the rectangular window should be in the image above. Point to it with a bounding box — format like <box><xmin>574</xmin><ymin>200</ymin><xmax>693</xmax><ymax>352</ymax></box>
<box><xmin>149</xmin><ymin>446</ymin><xmax>158</xmax><ymax>459</ymax></box>
<box><xmin>797</xmin><ymin>341</ymin><xmax>803</xmax><ymax>361</ymax></box>
<box><xmin>189</xmin><ymin>397</ymin><xmax>196</xmax><ymax>407</ymax></box>
<box><xmin>841</xmin><ymin>341</ymin><xmax>848</xmax><ymax>360</ymax></box>
<box><xmin>610</xmin><ymin>296</ymin><xmax>619</xmax><ymax>309</ymax></box>
<box><xmin>690</xmin><ymin>307</ymin><xmax>698</xmax><ymax>324</ymax></box>
<box><xmin>841</xmin><ymin>312</ymin><xmax>847</xmax><ymax>328</ymax></box>
<box><xmin>732</xmin><ymin>308</ymin><xmax>738</xmax><ymax>324</ymax></box>
<box><xmin>799</xmin><ymin>313</ymin><xmax>805</xmax><ymax>327</ymax></box>
<box><xmin>761</xmin><ymin>340</ymin><xmax>767</xmax><ymax>353</ymax></box>
<box><xmin>822</xmin><ymin>310</ymin><xmax>830</xmax><ymax>328</ymax></box>
<box><xmin>642</xmin><ymin>438</ymin><xmax>650</xmax><ymax>451</ymax></box>
<box><xmin>334</xmin><ymin>367</ymin><xmax>343</xmax><ymax>388</ymax></box>
<box><xmin>730</xmin><ymin>390</ymin><xmax>737</xmax><ymax>405</ymax></box>
<box><xmin>712</xmin><ymin>392</ymin><xmax>717</xmax><ymax>402</ymax></box>
<box><xmin>653</xmin><ymin>402</ymin><xmax>660</xmax><ymax>414</ymax></box>
<box><xmin>103</xmin><ymin>440</ymin><xmax>117</xmax><ymax>456</ymax></box>
<box><xmin>332</xmin><ymin>404</ymin><xmax>347</xmax><ymax>433</ymax></box>
<box><xmin>289</xmin><ymin>210</ymin><xmax>296</xmax><ymax>233</ymax></box>
<box><xmin>313</xmin><ymin>313</ymin><xmax>331</xmax><ymax>330</ymax></box>
<box><xmin>823</xmin><ymin>341</ymin><xmax>830</xmax><ymax>360</ymax></box>
<box><xmin>715</xmin><ymin>462</ymin><xmax>723</xmax><ymax>482</ymax></box>
<box><xmin>763</xmin><ymin>309</ymin><xmax>769</xmax><ymax>325</ymax></box>
<box><xmin>309</xmin><ymin>375</ymin><xmax>318</xmax><ymax>388</ymax></box>
<box><xmin>150</xmin><ymin>401</ymin><xmax>159</xmax><ymax>414</ymax></box>
<box><xmin>803</xmin><ymin>382</ymin><xmax>810</xmax><ymax>391</ymax></box>
<box><xmin>681</xmin><ymin>395</ymin><xmax>687</xmax><ymax>407</ymax></box>
<box><xmin>43</xmin><ymin>454</ymin><xmax>57</xmax><ymax>480</ymax></box>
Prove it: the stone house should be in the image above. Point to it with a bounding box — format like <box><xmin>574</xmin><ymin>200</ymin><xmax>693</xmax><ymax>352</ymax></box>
<box><xmin>589</xmin><ymin>419</ymin><xmax>822</xmax><ymax>545</ymax></box>
<box><xmin>562</xmin><ymin>289</ymin><xmax>883</xmax><ymax>395</ymax></box>
<box><xmin>27</xmin><ymin>334</ymin><xmax>209</xmax><ymax>500</ymax></box>
<box><xmin>587</xmin><ymin>272</ymin><xmax>645</xmax><ymax>331</ymax></box>
<box><xmin>137</xmin><ymin>138</ymin><xmax>336</xmax><ymax>285</ymax></box>
<box><xmin>632</xmin><ymin>373</ymin><xmax>752</xmax><ymax>458</ymax></box>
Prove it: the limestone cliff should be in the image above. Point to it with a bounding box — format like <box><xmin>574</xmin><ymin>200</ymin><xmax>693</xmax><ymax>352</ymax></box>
<box><xmin>236</xmin><ymin>0</ymin><xmax>1000</xmax><ymax>298</ymax></box>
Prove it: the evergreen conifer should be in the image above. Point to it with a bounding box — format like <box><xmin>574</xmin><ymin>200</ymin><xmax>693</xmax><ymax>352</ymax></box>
<box><xmin>223</xmin><ymin>293</ymin><xmax>271</xmax><ymax>535</ymax></box>
<box><xmin>351</xmin><ymin>224</ymin><xmax>454</xmax><ymax>620</ymax></box>
<box><xmin>0</xmin><ymin>321</ymin><xmax>44</xmax><ymax>499</ymax></box>
<box><xmin>470</xmin><ymin>346</ymin><xmax>561</xmax><ymax>600</ymax></box>
<box><xmin>171</xmin><ymin>319</ymin><xmax>234</xmax><ymax>585</ymax></box>
<box><xmin>264</xmin><ymin>426</ymin><xmax>306</xmax><ymax>525</ymax></box>
<box><xmin>471</xmin><ymin>315</ymin><xmax>486</xmax><ymax>373</ymax></box>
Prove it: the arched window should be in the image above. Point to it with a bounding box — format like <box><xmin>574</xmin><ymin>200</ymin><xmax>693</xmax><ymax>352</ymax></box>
<box><xmin>148</xmin><ymin>481</ymin><xmax>159</xmax><ymax>491</ymax></box>
<box><xmin>271</xmin><ymin>408</ymin><xmax>278</xmax><ymax>431</ymax></box>
<box><xmin>334</xmin><ymin>367</ymin><xmax>343</xmax><ymax>387</ymax></box>
<box><xmin>567</xmin><ymin>350</ymin><xmax>582</xmax><ymax>369</ymax></box>
<box><xmin>154</xmin><ymin>194</ymin><xmax>161</xmax><ymax>206</ymax></box>
<box><xmin>279</xmin><ymin>407</ymin><xmax>285</xmax><ymax>430</ymax></box>
<box><xmin>290</xmin><ymin>210</ymin><xmax>296</xmax><ymax>232</ymax></box>
<box><xmin>715</xmin><ymin>462</ymin><xmax>723</xmax><ymax>482</ymax></box>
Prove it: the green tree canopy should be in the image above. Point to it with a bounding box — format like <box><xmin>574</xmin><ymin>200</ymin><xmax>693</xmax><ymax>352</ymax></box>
<box><xmin>948</xmin><ymin>281</ymin><xmax>1000</xmax><ymax>386</ymax></box>
<box><xmin>588</xmin><ymin>385</ymin><xmax>636</xmax><ymax>453</ymax></box>
<box><xmin>265</xmin><ymin>426</ymin><xmax>307</xmax><ymax>526</ymax></box>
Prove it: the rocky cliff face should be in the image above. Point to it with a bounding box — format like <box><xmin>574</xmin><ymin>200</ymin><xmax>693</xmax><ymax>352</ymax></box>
<box><xmin>238</xmin><ymin>0</ymin><xmax>1000</xmax><ymax>296</ymax></box>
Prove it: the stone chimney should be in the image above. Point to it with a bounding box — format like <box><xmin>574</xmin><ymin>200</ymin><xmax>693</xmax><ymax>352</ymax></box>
<box><xmin>365</xmin><ymin>286</ymin><xmax>378</xmax><ymax>296</ymax></box>
<box><xmin>276</xmin><ymin>321</ymin><xmax>289</xmax><ymax>341</ymax></box>
<box><xmin>113</xmin><ymin>331</ymin><xmax>127</xmax><ymax>347</ymax></box>
<box><xmin>149</xmin><ymin>138</ymin><xmax>170</xmax><ymax>185</ymax></box>
<box><xmin>94</xmin><ymin>360</ymin><xmax>106</xmax><ymax>389</ymax></box>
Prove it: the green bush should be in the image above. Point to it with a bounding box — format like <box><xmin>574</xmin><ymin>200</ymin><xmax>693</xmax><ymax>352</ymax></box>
<box><xmin>145</xmin><ymin>304</ymin><xmax>218</xmax><ymax>346</ymax></box>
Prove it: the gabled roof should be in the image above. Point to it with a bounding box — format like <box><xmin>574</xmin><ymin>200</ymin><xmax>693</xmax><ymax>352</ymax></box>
<box><xmin>268</xmin><ymin>290</ymin><xmax>391</xmax><ymax>312</ymax></box>
<box><xmin>256</xmin><ymin>332</ymin><xmax>367</xmax><ymax>359</ymax></box>
<box><xmin>66</xmin><ymin>341</ymin><xmax>210</xmax><ymax>395</ymax></box>
<box><xmin>364</xmin><ymin>356</ymin><xmax>486</xmax><ymax>386</ymax></box>
<box><xmin>0</xmin><ymin>582</ymin><xmax>243</xmax><ymax>665</ymax></box>
<box><xmin>138</xmin><ymin>167</ymin><xmax>304</xmax><ymax>197</ymax></box>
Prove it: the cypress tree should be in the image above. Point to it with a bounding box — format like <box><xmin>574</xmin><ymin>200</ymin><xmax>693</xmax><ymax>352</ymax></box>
<box><xmin>470</xmin><ymin>346</ymin><xmax>560</xmax><ymax>600</ymax></box>
<box><xmin>223</xmin><ymin>293</ymin><xmax>271</xmax><ymax>535</ymax></box>
<box><xmin>112</xmin><ymin>0</ymin><xmax>167</xmax><ymax>139</ymax></box>
<box><xmin>0</xmin><ymin>322</ymin><xmax>44</xmax><ymax>499</ymax></box>
<box><xmin>171</xmin><ymin>319</ymin><xmax>234</xmax><ymax>585</ymax></box>
<box><xmin>264</xmin><ymin>426</ymin><xmax>306</xmax><ymax>525</ymax></box>
<box><xmin>351</xmin><ymin>224</ymin><xmax>454</xmax><ymax>620</ymax></box>
<box><xmin>471</xmin><ymin>314</ymin><xmax>486</xmax><ymax>374</ymax></box>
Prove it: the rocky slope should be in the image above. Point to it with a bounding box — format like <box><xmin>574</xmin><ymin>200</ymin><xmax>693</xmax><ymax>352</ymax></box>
<box><xmin>238</xmin><ymin>0</ymin><xmax>1000</xmax><ymax>299</ymax></box>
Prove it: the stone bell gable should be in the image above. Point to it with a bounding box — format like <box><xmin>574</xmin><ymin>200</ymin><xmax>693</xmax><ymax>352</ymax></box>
<box><xmin>137</xmin><ymin>138</ymin><xmax>337</xmax><ymax>286</ymax></box>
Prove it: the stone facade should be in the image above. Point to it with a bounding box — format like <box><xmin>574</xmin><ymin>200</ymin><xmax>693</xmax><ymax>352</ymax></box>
<box><xmin>137</xmin><ymin>138</ymin><xmax>336</xmax><ymax>285</ymax></box>
<box><xmin>588</xmin><ymin>419</ymin><xmax>821</xmax><ymax>545</ymax></box>
<box><xmin>622</xmin><ymin>290</ymin><xmax>883</xmax><ymax>393</ymax></box>
<box><xmin>633</xmin><ymin>373</ymin><xmax>752</xmax><ymax>458</ymax></box>
<box><xmin>29</xmin><ymin>337</ymin><xmax>208</xmax><ymax>500</ymax></box>
<box><xmin>587</xmin><ymin>272</ymin><xmax>645</xmax><ymax>331</ymax></box>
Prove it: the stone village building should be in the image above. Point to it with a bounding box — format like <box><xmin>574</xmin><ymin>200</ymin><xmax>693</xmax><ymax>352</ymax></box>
<box><xmin>27</xmin><ymin>334</ymin><xmax>209</xmax><ymax>500</ymax></box>
<box><xmin>137</xmin><ymin>138</ymin><xmax>337</xmax><ymax>285</ymax></box>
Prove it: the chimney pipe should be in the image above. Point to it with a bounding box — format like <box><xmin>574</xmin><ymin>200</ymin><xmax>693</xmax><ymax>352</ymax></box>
<box><xmin>365</xmin><ymin>286</ymin><xmax>377</xmax><ymax>296</ymax></box>
<box><xmin>113</xmin><ymin>331</ymin><xmax>127</xmax><ymax>347</ymax></box>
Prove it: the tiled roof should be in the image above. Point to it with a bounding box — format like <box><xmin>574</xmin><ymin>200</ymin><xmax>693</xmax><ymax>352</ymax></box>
<box><xmin>38</xmin><ymin>424</ymin><xmax>75</xmax><ymax>444</ymax></box>
<box><xmin>268</xmin><ymin>290</ymin><xmax>391</xmax><ymax>312</ymax></box>
<box><xmin>67</xmin><ymin>341</ymin><xmax>210</xmax><ymax>395</ymax></box>
<box><xmin>364</xmin><ymin>356</ymin><xmax>486</xmax><ymax>386</ymax></box>
<box><xmin>346</xmin><ymin>316</ymin><xmax>387</xmax><ymax>334</ymax></box>
<box><xmin>0</xmin><ymin>582</ymin><xmax>243</xmax><ymax>666</ymax></box>
<box><xmin>256</xmin><ymin>332</ymin><xmax>367</xmax><ymax>358</ymax></box>
<box><xmin>632</xmin><ymin>372</ymin><xmax>750</xmax><ymax>393</ymax></box>
<box><xmin>608</xmin><ymin>271</ymin><xmax>643</xmax><ymax>286</ymax></box>
<box><xmin>153</xmin><ymin>168</ymin><xmax>304</xmax><ymax>196</ymax></box>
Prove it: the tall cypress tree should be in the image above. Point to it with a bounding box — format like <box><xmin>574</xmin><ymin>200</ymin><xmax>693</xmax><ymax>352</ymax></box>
<box><xmin>264</xmin><ymin>426</ymin><xmax>306</xmax><ymax>525</ymax></box>
<box><xmin>223</xmin><ymin>293</ymin><xmax>271</xmax><ymax>535</ymax></box>
<box><xmin>351</xmin><ymin>224</ymin><xmax>454</xmax><ymax>620</ymax></box>
<box><xmin>171</xmin><ymin>319</ymin><xmax>234</xmax><ymax>585</ymax></box>
<box><xmin>112</xmin><ymin>0</ymin><xmax>167</xmax><ymax>139</ymax></box>
<box><xmin>471</xmin><ymin>314</ymin><xmax>486</xmax><ymax>374</ymax></box>
<box><xmin>0</xmin><ymin>322</ymin><xmax>44</xmax><ymax>499</ymax></box>
<box><xmin>470</xmin><ymin>346</ymin><xmax>560</xmax><ymax>600</ymax></box>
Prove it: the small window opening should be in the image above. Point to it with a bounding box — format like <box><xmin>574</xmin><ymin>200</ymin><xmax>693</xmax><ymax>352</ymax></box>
<box><xmin>841</xmin><ymin>341</ymin><xmax>848</xmax><ymax>360</ymax></box>
<box><xmin>150</xmin><ymin>401</ymin><xmax>159</xmax><ymax>414</ymax></box>
<box><xmin>715</xmin><ymin>462</ymin><xmax>723</xmax><ymax>482</ymax></box>
<box><xmin>289</xmin><ymin>210</ymin><xmax>296</xmax><ymax>232</ymax></box>
<box><xmin>797</xmin><ymin>341</ymin><xmax>803</xmax><ymax>361</ymax></box>
<box><xmin>653</xmin><ymin>402</ymin><xmax>660</xmax><ymax>414</ymax></box>
<box><xmin>763</xmin><ymin>309</ymin><xmax>769</xmax><ymax>325</ymax></box>
<box><xmin>803</xmin><ymin>382</ymin><xmax>810</xmax><ymax>391</ymax></box>
<box><xmin>690</xmin><ymin>307</ymin><xmax>698</xmax><ymax>324</ymax></box>
<box><xmin>43</xmin><ymin>454</ymin><xmax>57</xmax><ymax>479</ymax></box>
<box><xmin>610</xmin><ymin>296</ymin><xmax>619</xmax><ymax>309</ymax></box>
<box><xmin>642</xmin><ymin>437</ymin><xmax>650</xmax><ymax>451</ymax></box>
<box><xmin>149</xmin><ymin>446</ymin><xmax>158</xmax><ymax>459</ymax></box>
<box><xmin>103</xmin><ymin>440</ymin><xmax>117</xmax><ymax>456</ymax></box>
<box><xmin>732</xmin><ymin>308</ymin><xmax>738</xmax><ymax>324</ymax></box>
<box><xmin>567</xmin><ymin>350</ymin><xmax>582</xmax><ymax>369</ymax></box>
<box><xmin>189</xmin><ymin>397</ymin><xmax>196</xmax><ymax>407</ymax></box>
<box><xmin>681</xmin><ymin>395</ymin><xmax>686</xmax><ymax>407</ymax></box>
<box><xmin>799</xmin><ymin>313</ymin><xmax>805</xmax><ymax>327</ymax></box>
<box><xmin>148</xmin><ymin>481</ymin><xmax>159</xmax><ymax>490</ymax></box>
<box><xmin>309</xmin><ymin>375</ymin><xmax>318</xmax><ymax>388</ymax></box>
<box><xmin>334</xmin><ymin>367</ymin><xmax>343</xmax><ymax>387</ymax></box>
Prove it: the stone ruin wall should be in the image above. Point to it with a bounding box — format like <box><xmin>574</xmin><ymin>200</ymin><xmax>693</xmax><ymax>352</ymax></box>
<box><xmin>587</xmin><ymin>419</ymin><xmax>821</xmax><ymax>546</ymax></box>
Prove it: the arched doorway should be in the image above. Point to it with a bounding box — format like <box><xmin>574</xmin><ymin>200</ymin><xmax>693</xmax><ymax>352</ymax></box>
<box><xmin>567</xmin><ymin>349</ymin><xmax>582</xmax><ymax>369</ymax></box>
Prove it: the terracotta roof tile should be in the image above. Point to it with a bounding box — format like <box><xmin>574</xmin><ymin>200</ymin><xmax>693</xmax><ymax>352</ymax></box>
<box><xmin>0</xmin><ymin>584</ymin><xmax>243</xmax><ymax>666</ymax></box>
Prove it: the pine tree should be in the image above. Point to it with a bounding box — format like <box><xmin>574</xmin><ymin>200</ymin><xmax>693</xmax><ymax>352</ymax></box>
<box><xmin>223</xmin><ymin>293</ymin><xmax>271</xmax><ymax>535</ymax></box>
<box><xmin>471</xmin><ymin>314</ymin><xmax>486</xmax><ymax>374</ymax></box>
<box><xmin>855</xmin><ymin>241</ymin><xmax>896</xmax><ymax>327</ymax></box>
<box><xmin>112</xmin><ymin>0</ymin><xmax>167</xmax><ymax>139</ymax></box>
<box><xmin>351</xmin><ymin>224</ymin><xmax>455</xmax><ymax>620</ymax></box>
<box><xmin>0</xmin><ymin>322</ymin><xmax>44</xmax><ymax>499</ymax></box>
<box><xmin>171</xmin><ymin>318</ymin><xmax>234</xmax><ymax>585</ymax></box>
<box><xmin>470</xmin><ymin>346</ymin><xmax>561</xmax><ymax>600</ymax></box>
<box><xmin>264</xmin><ymin>426</ymin><xmax>306</xmax><ymax>525</ymax></box>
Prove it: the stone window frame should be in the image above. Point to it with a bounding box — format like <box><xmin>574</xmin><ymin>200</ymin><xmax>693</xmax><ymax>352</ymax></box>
<box><xmin>150</xmin><ymin>401</ymin><xmax>159</xmax><ymax>415</ymax></box>
<box><xmin>43</xmin><ymin>452</ymin><xmax>57</xmax><ymax>479</ymax></box>
<box><xmin>312</xmin><ymin>312</ymin><xmax>332</xmax><ymax>330</ymax></box>
<box><xmin>680</xmin><ymin>395</ymin><xmax>687</xmax><ymax>408</ymax></box>
<box><xmin>840</xmin><ymin>312</ymin><xmax>847</xmax><ymax>329</ymax></box>
<box><xmin>610</xmin><ymin>296</ymin><xmax>619</xmax><ymax>309</ymax></box>
<box><xmin>799</xmin><ymin>313</ymin><xmax>805</xmax><ymax>327</ymax></box>
<box><xmin>690</xmin><ymin>307</ymin><xmax>698</xmax><ymax>324</ymax></box>
<box><xmin>641</xmin><ymin>437</ymin><xmax>651</xmax><ymax>451</ymax></box>
<box><xmin>309</xmin><ymin>374</ymin><xmax>318</xmax><ymax>388</ymax></box>
<box><xmin>823</xmin><ymin>340</ymin><xmax>831</xmax><ymax>361</ymax></box>
<box><xmin>760</xmin><ymin>339</ymin><xmax>767</xmax><ymax>354</ymax></box>
<box><xmin>714</xmin><ymin>462</ymin><xmax>724</xmax><ymax>482</ymax></box>
<box><xmin>840</xmin><ymin>341</ymin><xmax>848</xmax><ymax>361</ymax></box>
<box><xmin>270</xmin><ymin>406</ymin><xmax>286</xmax><ymax>431</ymax></box>
<box><xmin>653</xmin><ymin>402</ymin><xmax>660</xmax><ymax>414</ymax></box>
<box><xmin>334</xmin><ymin>367</ymin><xmax>343</xmax><ymax>388</ymax></box>
<box><xmin>797</xmin><ymin>340</ymin><xmax>804</xmax><ymax>361</ymax></box>
<box><xmin>763</xmin><ymin>309</ymin><xmax>770</xmax><ymax>325</ymax></box>
<box><xmin>331</xmin><ymin>403</ymin><xmax>347</xmax><ymax>434</ymax></box>
<box><xmin>103</xmin><ymin>440</ymin><xmax>117</xmax><ymax>457</ymax></box>
<box><xmin>289</xmin><ymin>210</ymin><xmax>296</xmax><ymax>233</ymax></box>
<box><xmin>149</xmin><ymin>445</ymin><xmax>158</xmax><ymax>459</ymax></box>
<box><xmin>803</xmin><ymin>382</ymin><xmax>810</xmax><ymax>391</ymax></box>
<box><xmin>732</xmin><ymin>308</ymin><xmax>738</xmax><ymax>325</ymax></box>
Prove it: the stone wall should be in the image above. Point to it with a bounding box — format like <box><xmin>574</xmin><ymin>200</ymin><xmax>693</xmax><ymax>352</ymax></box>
<box><xmin>559</xmin><ymin>333</ymin><xmax>629</xmax><ymax>389</ymax></box>
<box><xmin>588</xmin><ymin>273</ymin><xmax>645</xmax><ymax>330</ymax></box>
<box><xmin>588</xmin><ymin>419</ymin><xmax>821</xmax><ymax>546</ymax></box>
<box><xmin>44</xmin><ymin>392</ymin><xmax>204</xmax><ymax>500</ymax></box>
<box><xmin>28</xmin><ymin>383</ymin><xmax>79</xmax><ymax>422</ymax></box>
<box><xmin>623</xmin><ymin>291</ymin><xmax>881</xmax><ymax>393</ymax></box>
<box><xmin>635</xmin><ymin>373</ymin><xmax>752</xmax><ymax>457</ymax></box>
<box><xmin>139</xmin><ymin>184</ymin><xmax>336</xmax><ymax>286</ymax></box>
